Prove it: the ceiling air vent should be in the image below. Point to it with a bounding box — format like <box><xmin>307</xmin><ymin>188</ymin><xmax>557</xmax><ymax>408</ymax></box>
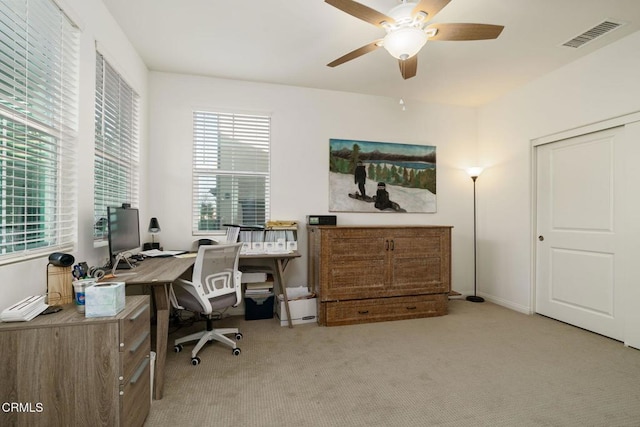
<box><xmin>562</xmin><ymin>20</ymin><xmax>624</xmax><ymax>48</ymax></box>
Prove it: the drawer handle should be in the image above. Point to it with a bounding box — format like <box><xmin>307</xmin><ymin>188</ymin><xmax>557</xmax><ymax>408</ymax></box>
<box><xmin>130</xmin><ymin>331</ymin><xmax>150</xmax><ymax>353</ymax></box>
<box><xmin>357</xmin><ymin>310</ymin><xmax>369</xmax><ymax>315</ymax></box>
<box><xmin>130</xmin><ymin>357</ymin><xmax>150</xmax><ymax>385</ymax></box>
<box><xmin>406</xmin><ymin>306</ymin><xmax>417</xmax><ymax>310</ymax></box>
<box><xmin>130</xmin><ymin>304</ymin><xmax>150</xmax><ymax>321</ymax></box>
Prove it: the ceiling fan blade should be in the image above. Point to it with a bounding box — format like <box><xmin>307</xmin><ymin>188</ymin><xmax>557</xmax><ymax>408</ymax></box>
<box><xmin>411</xmin><ymin>0</ymin><xmax>451</xmax><ymax>22</ymax></box>
<box><xmin>327</xmin><ymin>40</ymin><xmax>382</xmax><ymax>67</ymax></box>
<box><xmin>427</xmin><ymin>23</ymin><xmax>504</xmax><ymax>41</ymax></box>
<box><xmin>325</xmin><ymin>0</ymin><xmax>395</xmax><ymax>28</ymax></box>
<box><xmin>399</xmin><ymin>56</ymin><xmax>418</xmax><ymax>80</ymax></box>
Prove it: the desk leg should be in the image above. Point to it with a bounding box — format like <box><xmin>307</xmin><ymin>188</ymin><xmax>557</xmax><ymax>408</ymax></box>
<box><xmin>274</xmin><ymin>258</ymin><xmax>293</xmax><ymax>328</ymax></box>
<box><xmin>152</xmin><ymin>283</ymin><xmax>170</xmax><ymax>399</ymax></box>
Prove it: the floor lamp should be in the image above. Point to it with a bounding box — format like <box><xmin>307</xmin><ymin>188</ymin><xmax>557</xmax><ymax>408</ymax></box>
<box><xmin>466</xmin><ymin>167</ymin><xmax>484</xmax><ymax>303</ymax></box>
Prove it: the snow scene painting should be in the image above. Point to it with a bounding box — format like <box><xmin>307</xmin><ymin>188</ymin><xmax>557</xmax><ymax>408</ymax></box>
<box><xmin>329</xmin><ymin>138</ymin><xmax>436</xmax><ymax>213</ymax></box>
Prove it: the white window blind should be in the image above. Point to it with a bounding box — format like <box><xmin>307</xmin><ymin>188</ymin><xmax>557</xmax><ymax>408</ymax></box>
<box><xmin>192</xmin><ymin>111</ymin><xmax>270</xmax><ymax>233</ymax></box>
<box><xmin>94</xmin><ymin>52</ymin><xmax>139</xmax><ymax>240</ymax></box>
<box><xmin>0</xmin><ymin>0</ymin><xmax>79</xmax><ymax>261</ymax></box>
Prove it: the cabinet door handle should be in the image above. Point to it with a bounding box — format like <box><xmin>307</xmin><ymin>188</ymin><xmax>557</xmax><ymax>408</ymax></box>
<box><xmin>357</xmin><ymin>310</ymin><xmax>369</xmax><ymax>315</ymax></box>
<box><xmin>130</xmin><ymin>357</ymin><xmax>150</xmax><ymax>385</ymax></box>
<box><xmin>130</xmin><ymin>331</ymin><xmax>150</xmax><ymax>353</ymax></box>
<box><xmin>130</xmin><ymin>304</ymin><xmax>150</xmax><ymax>321</ymax></box>
<box><xmin>384</xmin><ymin>240</ymin><xmax>389</xmax><ymax>250</ymax></box>
<box><xmin>390</xmin><ymin>240</ymin><xmax>395</xmax><ymax>251</ymax></box>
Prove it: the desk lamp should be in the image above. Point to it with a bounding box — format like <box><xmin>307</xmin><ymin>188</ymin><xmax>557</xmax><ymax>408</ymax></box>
<box><xmin>144</xmin><ymin>217</ymin><xmax>161</xmax><ymax>250</ymax></box>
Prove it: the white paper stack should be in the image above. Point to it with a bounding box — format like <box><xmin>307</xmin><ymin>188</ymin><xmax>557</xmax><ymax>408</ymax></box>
<box><xmin>1</xmin><ymin>295</ymin><xmax>48</xmax><ymax>322</ymax></box>
<box><xmin>240</xmin><ymin>266</ymin><xmax>272</xmax><ymax>283</ymax></box>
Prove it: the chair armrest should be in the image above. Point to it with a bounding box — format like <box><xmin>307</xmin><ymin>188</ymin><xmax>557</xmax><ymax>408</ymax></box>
<box><xmin>168</xmin><ymin>283</ymin><xmax>185</xmax><ymax>310</ymax></box>
<box><xmin>172</xmin><ymin>278</ymin><xmax>213</xmax><ymax>314</ymax></box>
<box><xmin>233</xmin><ymin>271</ymin><xmax>243</xmax><ymax>307</ymax></box>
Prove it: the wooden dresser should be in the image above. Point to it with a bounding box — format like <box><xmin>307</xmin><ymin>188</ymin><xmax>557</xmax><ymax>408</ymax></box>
<box><xmin>307</xmin><ymin>225</ymin><xmax>452</xmax><ymax>326</ymax></box>
<box><xmin>0</xmin><ymin>295</ymin><xmax>151</xmax><ymax>427</ymax></box>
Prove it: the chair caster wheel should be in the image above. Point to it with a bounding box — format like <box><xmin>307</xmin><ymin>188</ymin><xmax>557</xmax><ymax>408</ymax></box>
<box><xmin>191</xmin><ymin>357</ymin><xmax>201</xmax><ymax>366</ymax></box>
<box><xmin>235</xmin><ymin>333</ymin><xmax>243</xmax><ymax>340</ymax></box>
<box><xmin>174</xmin><ymin>344</ymin><xmax>183</xmax><ymax>353</ymax></box>
<box><xmin>232</xmin><ymin>348</ymin><xmax>241</xmax><ymax>356</ymax></box>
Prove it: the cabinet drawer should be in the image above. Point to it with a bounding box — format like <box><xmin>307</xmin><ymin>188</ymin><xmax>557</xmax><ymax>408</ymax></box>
<box><xmin>122</xmin><ymin>356</ymin><xmax>151</xmax><ymax>427</ymax></box>
<box><xmin>122</xmin><ymin>301</ymin><xmax>150</xmax><ymax>346</ymax></box>
<box><xmin>123</xmin><ymin>329</ymin><xmax>150</xmax><ymax>382</ymax></box>
<box><xmin>121</xmin><ymin>302</ymin><xmax>150</xmax><ymax>382</ymax></box>
<box><xmin>324</xmin><ymin>294</ymin><xmax>447</xmax><ymax>326</ymax></box>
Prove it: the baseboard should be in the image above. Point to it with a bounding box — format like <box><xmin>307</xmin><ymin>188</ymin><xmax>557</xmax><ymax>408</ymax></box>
<box><xmin>478</xmin><ymin>293</ymin><xmax>532</xmax><ymax>315</ymax></box>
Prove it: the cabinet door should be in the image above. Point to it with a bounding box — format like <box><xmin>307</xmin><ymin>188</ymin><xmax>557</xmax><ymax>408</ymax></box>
<box><xmin>0</xmin><ymin>323</ymin><xmax>120</xmax><ymax>427</ymax></box>
<box><xmin>387</xmin><ymin>228</ymin><xmax>450</xmax><ymax>295</ymax></box>
<box><xmin>320</xmin><ymin>229</ymin><xmax>387</xmax><ymax>300</ymax></box>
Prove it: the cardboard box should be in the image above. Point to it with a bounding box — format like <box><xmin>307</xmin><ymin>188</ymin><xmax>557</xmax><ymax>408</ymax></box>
<box><xmin>85</xmin><ymin>282</ymin><xmax>125</xmax><ymax>317</ymax></box>
<box><xmin>276</xmin><ymin>296</ymin><xmax>317</xmax><ymax>326</ymax></box>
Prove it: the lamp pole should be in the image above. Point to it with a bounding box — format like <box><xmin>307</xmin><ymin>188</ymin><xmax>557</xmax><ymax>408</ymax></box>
<box><xmin>466</xmin><ymin>169</ymin><xmax>484</xmax><ymax>303</ymax></box>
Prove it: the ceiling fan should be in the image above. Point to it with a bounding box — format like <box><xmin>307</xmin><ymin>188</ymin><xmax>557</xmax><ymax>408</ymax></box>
<box><xmin>325</xmin><ymin>0</ymin><xmax>504</xmax><ymax>79</ymax></box>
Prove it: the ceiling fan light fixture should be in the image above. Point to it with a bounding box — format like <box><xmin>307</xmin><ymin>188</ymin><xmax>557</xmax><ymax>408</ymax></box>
<box><xmin>383</xmin><ymin>27</ymin><xmax>427</xmax><ymax>60</ymax></box>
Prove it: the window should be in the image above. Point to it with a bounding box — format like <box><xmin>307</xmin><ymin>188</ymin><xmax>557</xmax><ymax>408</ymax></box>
<box><xmin>192</xmin><ymin>111</ymin><xmax>270</xmax><ymax>233</ymax></box>
<box><xmin>94</xmin><ymin>52</ymin><xmax>139</xmax><ymax>240</ymax></box>
<box><xmin>0</xmin><ymin>0</ymin><xmax>79</xmax><ymax>261</ymax></box>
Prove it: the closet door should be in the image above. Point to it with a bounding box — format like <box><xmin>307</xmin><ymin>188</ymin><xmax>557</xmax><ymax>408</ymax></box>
<box><xmin>535</xmin><ymin>127</ymin><xmax>626</xmax><ymax>340</ymax></box>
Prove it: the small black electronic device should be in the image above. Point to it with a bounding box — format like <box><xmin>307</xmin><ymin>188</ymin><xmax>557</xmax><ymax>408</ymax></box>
<box><xmin>48</xmin><ymin>252</ymin><xmax>75</xmax><ymax>267</ymax></box>
<box><xmin>306</xmin><ymin>215</ymin><xmax>337</xmax><ymax>226</ymax></box>
<box><xmin>41</xmin><ymin>306</ymin><xmax>62</xmax><ymax>315</ymax></box>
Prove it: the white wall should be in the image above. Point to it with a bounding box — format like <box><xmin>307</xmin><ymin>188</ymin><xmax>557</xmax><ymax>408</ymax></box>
<box><xmin>148</xmin><ymin>72</ymin><xmax>479</xmax><ymax>291</ymax></box>
<box><xmin>477</xmin><ymin>31</ymin><xmax>640</xmax><ymax>313</ymax></box>
<box><xmin>0</xmin><ymin>0</ymin><xmax>149</xmax><ymax>311</ymax></box>
<box><xmin>9</xmin><ymin>3</ymin><xmax>635</xmax><ymax>316</ymax></box>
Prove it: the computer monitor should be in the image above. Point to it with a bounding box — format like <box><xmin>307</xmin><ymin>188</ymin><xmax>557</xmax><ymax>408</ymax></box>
<box><xmin>107</xmin><ymin>206</ymin><xmax>141</xmax><ymax>267</ymax></box>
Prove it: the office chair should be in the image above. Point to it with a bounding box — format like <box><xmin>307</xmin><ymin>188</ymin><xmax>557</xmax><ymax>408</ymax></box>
<box><xmin>169</xmin><ymin>243</ymin><xmax>244</xmax><ymax>365</ymax></box>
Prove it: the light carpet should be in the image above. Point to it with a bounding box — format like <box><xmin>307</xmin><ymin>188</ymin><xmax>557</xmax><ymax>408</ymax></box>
<box><xmin>145</xmin><ymin>300</ymin><xmax>640</xmax><ymax>426</ymax></box>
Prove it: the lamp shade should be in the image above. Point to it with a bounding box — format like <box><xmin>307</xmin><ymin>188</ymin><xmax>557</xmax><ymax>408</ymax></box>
<box><xmin>148</xmin><ymin>217</ymin><xmax>161</xmax><ymax>233</ymax></box>
<box><xmin>466</xmin><ymin>167</ymin><xmax>484</xmax><ymax>178</ymax></box>
<box><xmin>383</xmin><ymin>27</ymin><xmax>428</xmax><ymax>60</ymax></box>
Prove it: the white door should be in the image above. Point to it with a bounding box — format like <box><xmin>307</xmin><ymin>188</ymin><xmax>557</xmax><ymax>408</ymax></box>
<box><xmin>535</xmin><ymin>127</ymin><xmax>625</xmax><ymax>340</ymax></box>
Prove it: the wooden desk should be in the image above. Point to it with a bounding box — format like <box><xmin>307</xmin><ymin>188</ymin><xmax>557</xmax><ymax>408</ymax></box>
<box><xmin>116</xmin><ymin>251</ymin><xmax>300</xmax><ymax>400</ymax></box>
<box><xmin>113</xmin><ymin>256</ymin><xmax>196</xmax><ymax>400</ymax></box>
<box><xmin>240</xmin><ymin>251</ymin><xmax>301</xmax><ymax>328</ymax></box>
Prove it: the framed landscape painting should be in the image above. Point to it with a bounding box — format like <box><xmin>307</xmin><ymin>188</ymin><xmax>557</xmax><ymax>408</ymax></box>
<box><xmin>329</xmin><ymin>138</ymin><xmax>436</xmax><ymax>213</ymax></box>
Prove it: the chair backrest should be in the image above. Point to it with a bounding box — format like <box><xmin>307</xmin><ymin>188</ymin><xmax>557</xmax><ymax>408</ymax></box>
<box><xmin>224</xmin><ymin>226</ymin><xmax>240</xmax><ymax>244</ymax></box>
<box><xmin>192</xmin><ymin>243</ymin><xmax>243</xmax><ymax>303</ymax></box>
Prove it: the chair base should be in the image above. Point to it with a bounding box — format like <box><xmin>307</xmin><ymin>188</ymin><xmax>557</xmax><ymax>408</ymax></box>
<box><xmin>175</xmin><ymin>327</ymin><xmax>240</xmax><ymax>359</ymax></box>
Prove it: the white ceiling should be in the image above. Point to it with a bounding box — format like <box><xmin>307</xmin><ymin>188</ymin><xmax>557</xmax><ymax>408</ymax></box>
<box><xmin>102</xmin><ymin>0</ymin><xmax>640</xmax><ymax>107</ymax></box>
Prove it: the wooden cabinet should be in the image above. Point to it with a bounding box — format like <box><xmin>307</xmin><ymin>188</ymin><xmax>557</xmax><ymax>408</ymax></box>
<box><xmin>308</xmin><ymin>226</ymin><xmax>452</xmax><ymax>326</ymax></box>
<box><xmin>0</xmin><ymin>296</ymin><xmax>151</xmax><ymax>427</ymax></box>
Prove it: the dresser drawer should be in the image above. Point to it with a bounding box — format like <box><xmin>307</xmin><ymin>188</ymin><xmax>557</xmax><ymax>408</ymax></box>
<box><xmin>323</xmin><ymin>294</ymin><xmax>447</xmax><ymax>326</ymax></box>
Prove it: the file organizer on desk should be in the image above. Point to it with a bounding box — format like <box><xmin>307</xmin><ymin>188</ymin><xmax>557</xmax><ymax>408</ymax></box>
<box><xmin>236</xmin><ymin>221</ymin><xmax>298</xmax><ymax>254</ymax></box>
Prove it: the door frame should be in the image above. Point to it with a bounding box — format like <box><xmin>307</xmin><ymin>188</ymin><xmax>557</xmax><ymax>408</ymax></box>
<box><xmin>529</xmin><ymin>111</ymin><xmax>640</xmax><ymax>317</ymax></box>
